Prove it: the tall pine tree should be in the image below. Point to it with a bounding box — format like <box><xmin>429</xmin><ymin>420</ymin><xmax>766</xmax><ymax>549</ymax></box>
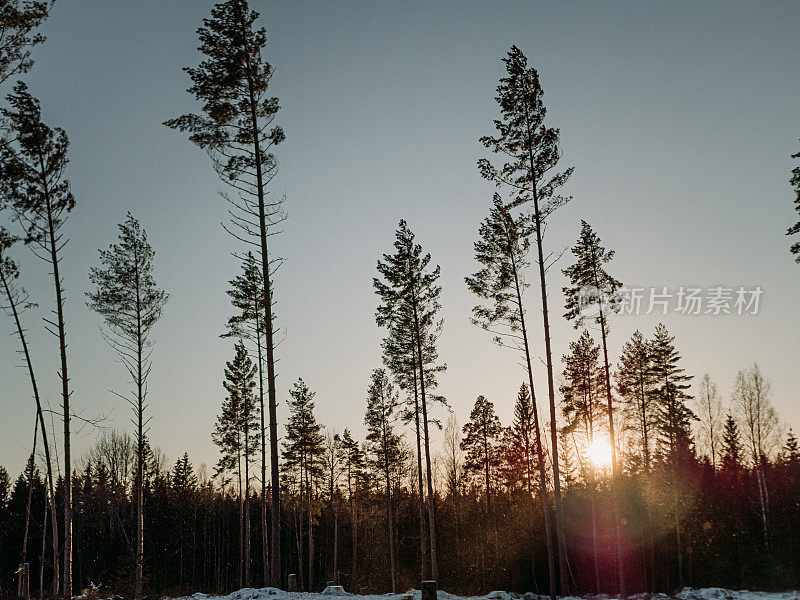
<box><xmin>165</xmin><ymin>1</ymin><xmax>285</xmax><ymax>581</ymax></box>
<box><xmin>87</xmin><ymin>213</ymin><xmax>168</xmax><ymax>600</ymax></box>
<box><xmin>479</xmin><ymin>47</ymin><xmax>574</xmax><ymax>594</ymax></box>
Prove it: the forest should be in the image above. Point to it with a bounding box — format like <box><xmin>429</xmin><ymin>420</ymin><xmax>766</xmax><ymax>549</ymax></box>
<box><xmin>1</xmin><ymin>2</ymin><xmax>799</xmax><ymax>600</ymax></box>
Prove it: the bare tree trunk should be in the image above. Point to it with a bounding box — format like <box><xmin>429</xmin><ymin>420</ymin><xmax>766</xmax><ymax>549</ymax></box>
<box><xmin>0</xmin><ymin>266</ymin><xmax>60</xmax><ymax>597</ymax></box>
<box><xmin>509</xmin><ymin>236</ymin><xmax>556</xmax><ymax>600</ymax></box>
<box><xmin>37</xmin><ymin>170</ymin><xmax>72</xmax><ymax>600</ymax></box>
<box><xmin>521</xmin><ymin>115</ymin><xmax>569</xmax><ymax>595</ymax></box>
<box><xmin>237</xmin><ymin>8</ymin><xmax>281</xmax><ymax>584</ymax></box>
<box><xmin>21</xmin><ymin>424</ymin><xmax>38</xmax><ymax>565</ymax></box>
<box><xmin>255</xmin><ymin>309</ymin><xmax>269</xmax><ymax>585</ymax></box>
<box><xmin>410</xmin><ymin>283</ymin><xmax>438</xmax><ymax>581</ymax></box>
<box><xmin>411</xmin><ymin>348</ymin><xmax>428</xmax><ymax>581</ymax></box>
<box><xmin>308</xmin><ymin>474</ymin><xmax>314</xmax><ymax>591</ymax></box>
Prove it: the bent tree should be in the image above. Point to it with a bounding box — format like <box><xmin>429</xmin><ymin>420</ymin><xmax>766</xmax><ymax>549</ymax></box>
<box><xmin>465</xmin><ymin>193</ymin><xmax>556</xmax><ymax>599</ymax></box>
<box><xmin>478</xmin><ymin>47</ymin><xmax>574</xmax><ymax>593</ymax></box>
<box><xmin>0</xmin><ymin>82</ymin><xmax>76</xmax><ymax>598</ymax></box>
<box><xmin>165</xmin><ymin>0</ymin><xmax>285</xmax><ymax>583</ymax></box>
<box><xmin>0</xmin><ymin>228</ymin><xmax>59</xmax><ymax>596</ymax></box>
<box><xmin>87</xmin><ymin>213</ymin><xmax>168</xmax><ymax>600</ymax></box>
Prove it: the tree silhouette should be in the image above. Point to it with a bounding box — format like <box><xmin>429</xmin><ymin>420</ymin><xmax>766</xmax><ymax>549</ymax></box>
<box><xmin>165</xmin><ymin>0</ymin><xmax>285</xmax><ymax>581</ymax></box>
<box><xmin>479</xmin><ymin>47</ymin><xmax>574</xmax><ymax>594</ymax></box>
<box><xmin>87</xmin><ymin>213</ymin><xmax>168</xmax><ymax>600</ymax></box>
<box><xmin>374</xmin><ymin>220</ymin><xmax>444</xmax><ymax>580</ymax></box>
<box><xmin>0</xmin><ymin>82</ymin><xmax>76</xmax><ymax>598</ymax></box>
<box><xmin>787</xmin><ymin>140</ymin><xmax>800</xmax><ymax>261</ymax></box>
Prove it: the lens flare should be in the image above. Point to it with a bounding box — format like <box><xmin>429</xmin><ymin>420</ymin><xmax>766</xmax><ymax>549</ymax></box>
<box><xmin>588</xmin><ymin>437</ymin><xmax>613</xmax><ymax>470</ymax></box>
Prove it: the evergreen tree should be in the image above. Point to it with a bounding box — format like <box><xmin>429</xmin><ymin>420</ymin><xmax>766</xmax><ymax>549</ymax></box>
<box><xmin>223</xmin><ymin>251</ymin><xmax>270</xmax><ymax>578</ymax></box>
<box><xmin>509</xmin><ymin>384</ymin><xmax>536</xmax><ymax>494</ymax></box>
<box><xmin>461</xmin><ymin>396</ymin><xmax>502</xmax><ymax>515</ymax></box>
<box><xmin>0</xmin><ymin>82</ymin><xmax>76</xmax><ymax>598</ymax></box>
<box><xmin>560</xmin><ymin>330</ymin><xmax>605</xmax><ymax>592</ymax></box>
<box><xmin>283</xmin><ymin>378</ymin><xmax>324</xmax><ymax>591</ymax></box>
<box><xmin>479</xmin><ymin>46</ymin><xmax>574</xmax><ymax>595</ymax></box>
<box><xmin>649</xmin><ymin>323</ymin><xmax>694</xmax><ymax>587</ymax></box>
<box><xmin>616</xmin><ymin>331</ymin><xmax>656</xmax><ymax>472</ymax></box>
<box><xmin>213</xmin><ymin>341</ymin><xmax>259</xmax><ymax>587</ymax></box>
<box><xmin>165</xmin><ymin>0</ymin><xmax>285</xmax><ymax>581</ymax></box>
<box><xmin>0</xmin><ymin>0</ymin><xmax>50</xmax><ymax>88</ymax></box>
<box><xmin>87</xmin><ymin>213</ymin><xmax>168</xmax><ymax>600</ymax></box>
<box><xmin>339</xmin><ymin>429</ymin><xmax>364</xmax><ymax>586</ymax></box>
<box><xmin>787</xmin><ymin>140</ymin><xmax>800</xmax><ymax>261</ymax></box>
<box><xmin>650</xmin><ymin>324</ymin><xmax>695</xmax><ymax>461</ymax></box>
<box><xmin>721</xmin><ymin>413</ymin><xmax>743</xmax><ymax>472</ymax></box>
<box><xmin>780</xmin><ymin>429</ymin><xmax>800</xmax><ymax>466</ymax></box>
<box><xmin>563</xmin><ymin>220</ymin><xmax>625</xmax><ymax>595</ymax></box>
<box><xmin>363</xmin><ymin>368</ymin><xmax>401</xmax><ymax>593</ymax></box>
<box><xmin>374</xmin><ymin>220</ymin><xmax>444</xmax><ymax>580</ymax></box>
<box><xmin>172</xmin><ymin>454</ymin><xmax>197</xmax><ymax>494</ymax></box>
<box><xmin>465</xmin><ymin>194</ymin><xmax>556</xmax><ymax>595</ymax></box>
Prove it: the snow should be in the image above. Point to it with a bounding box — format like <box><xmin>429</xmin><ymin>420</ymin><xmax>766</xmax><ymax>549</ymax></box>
<box><xmin>166</xmin><ymin>587</ymin><xmax>800</xmax><ymax>600</ymax></box>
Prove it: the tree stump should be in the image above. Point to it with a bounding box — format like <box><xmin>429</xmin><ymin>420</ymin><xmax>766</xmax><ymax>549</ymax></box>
<box><xmin>288</xmin><ymin>573</ymin><xmax>297</xmax><ymax>592</ymax></box>
<box><xmin>421</xmin><ymin>580</ymin><xmax>437</xmax><ymax>600</ymax></box>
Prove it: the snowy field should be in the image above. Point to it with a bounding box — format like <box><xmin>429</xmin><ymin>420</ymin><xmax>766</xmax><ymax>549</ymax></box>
<box><xmin>168</xmin><ymin>586</ymin><xmax>800</xmax><ymax>600</ymax></box>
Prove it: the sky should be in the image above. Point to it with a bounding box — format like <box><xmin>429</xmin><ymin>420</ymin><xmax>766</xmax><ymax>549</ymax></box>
<box><xmin>1</xmin><ymin>1</ymin><xmax>799</xmax><ymax>477</ymax></box>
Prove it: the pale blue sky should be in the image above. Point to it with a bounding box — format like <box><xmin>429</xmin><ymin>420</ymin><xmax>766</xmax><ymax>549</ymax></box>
<box><xmin>1</xmin><ymin>1</ymin><xmax>798</xmax><ymax>476</ymax></box>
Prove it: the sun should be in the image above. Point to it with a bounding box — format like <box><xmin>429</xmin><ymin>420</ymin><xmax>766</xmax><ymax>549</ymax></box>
<box><xmin>587</xmin><ymin>437</ymin><xmax>613</xmax><ymax>470</ymax></box>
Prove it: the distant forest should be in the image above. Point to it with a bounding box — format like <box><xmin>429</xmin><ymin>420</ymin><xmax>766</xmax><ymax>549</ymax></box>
<box><xmin>1</xmin><ymin>1</ymin><xmax>799</xmax><ymax>600</ymax></box>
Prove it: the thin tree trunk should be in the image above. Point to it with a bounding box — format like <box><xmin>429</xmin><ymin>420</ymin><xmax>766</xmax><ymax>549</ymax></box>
<box><xmin>134</xmin><ymin>250</ymin><xmax>145</xmax><ymax>600</ymax></box>
<box><xmin>411</xmin><ymin>345</ymin><xmax>429</xmax><ymax>581</ymax></box>
<box><xmin>21</xmin><ymin>422</ymin><xmax>38</xmax><ymax>564</ymax></box>
<box><xmin>255</xmin><ymin>307</ymin><xmax>269</xmax><ymax>586</ymax></box>
<box><xmin>594</xmin><ymin>265</ymin><xmax>627</xmax><ymax>599</ymax></box>
<box><xmin>409</xmin><ymin>280</ymin><xmax>438</xmax><ymax>581</ymax></box>
<box><xmin>381</xmin><ymin>406</ymin><xmax>397</xmax><ymax>593</ymax></box>
<box><xmin>245</xmin><ymin>431</ymin><xmax>251</xmax><ymax>586</ymax></box>
<box><xmin>0</xmin><ymin>266</ymin><xmax>60</xmax><ymax>597</ymax></box>
<box><xmin>522</xmin><ymin>105</ymin><xmax>568</xmax><ymax>596</ymax></box>
<box><xmin>237</xmin><ymin>8</ymin><xmax>281</xmax><ymax>585</ymax></box>
<box><xmin>508</xmin><ymin>228</ymin><xmax>556</xmax><ymax>600</ymax></box>
<box><xmin>308</xmin><ymin>472</ymin><xmax>314</xmax><ymax>591</ymax></box>
<box><xmin>39</xmin><ymin>488</ymin><xmax>48</xmax><ymax>600</ymax></box>
<box><xmin>34</xmin><ymin>153</ymin><xmax>72</xmax><ymax>599</ymax></box>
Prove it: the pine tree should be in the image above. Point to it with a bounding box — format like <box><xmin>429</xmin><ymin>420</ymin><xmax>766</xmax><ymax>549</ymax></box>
<box><xmin>787</xmin><ymin>140</ymin><xmax>800</xmax><ymax>261</ymax></box>
<box><xmin>223</xmin><ymin>251</ymin><xmax>271</xmax><ymax>579</ymax></box>
<box><xmin>339</xmin><ymin>429</ymin><xmax>363</xmax><ymax>586</ymax></box>
<box><xmin>213</xmin><ymin>341</ymin><xmax>259</xmax><ymax>587</ymax></box>
<box><xmin>465</xmin><ymin>194</ymin><xmax>556</xmax><ymax>596</ymax></box>
<box><xmin>720</xmin><ymin>414</ymin><xmax>743</xmax><ymax>472</ymax></box>
<box><xmin>780</xmin><ymin>429</ymin><xmax>800</xmax><ymax>466</ymax></box>
<box><xmin>363</xmin><ymin>369</ymin><xmax>401</xmax><ymax>593</ymax></box>
<box><xmin>509</xmin><ymin>384</ymin><xmax>536</xmax><ymax>494</ymax></box>
<box><xmin>87</xmin><ymin>213</ymin><xmax>168</xmax><ymax>600</ymax></box>
<box><xmin>0</xmin><ymin>83</ymin><xmax>76</xmax><ymax>598</ymax></box>
<box><xmin>563</xmin><ymin>220</ymin><xmax>626</xmax><ymax>595</ymax></box>
<box><xmin>649</xmin><ymin>323</ymin><xmax>694</xmax><ymax>587</ymax></box>
<box><xmin>560</xmin><ymin>330</ymin><xmax>605</xmax><ymax>592</ymax></box>
<box><xmin>461</xmin><ymin>396</ymin><xmax>502</xmax><ymax>515</ymax></box>
<box><xmin>374</xmin><ymin>220</ymin><xmax>444</xmax><ymax>580</ymax></box>
<box><xmin>650</xmin><ymin>324</ymin><xmax>695</xmax><ymax>461</ymax></box>
<box><xmin>165</xmin><ymin>1</ymin><xmax>285</xmax><ymax>581</ymax></box>
<box><xmin>479</xmin><ymin>46</ymin><xmax>574</xmax><ymax>595</ymax></box>
<box><xmin>0</xmin><ymin>0</ymin><xmax>50</xmax><ymax>88</ymax></box>
<box><xmin>0</xmin><ymin>228</ymin><xmax>59</xmax><ymax>595</ymax></box>
<box><xmin>283</xmin><ymin>378</ymin><xmax>324</xmax><ymax>591</ymax></box>
<box><xmin>616</xmin><ymin>331</ymin><xmax>656</xmax><ymax>473</ymax></box>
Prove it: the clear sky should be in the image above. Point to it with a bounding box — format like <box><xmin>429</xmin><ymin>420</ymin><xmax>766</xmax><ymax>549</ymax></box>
<box><xmin>1</xmin><ymin>1</ymin><xmax>798</xmax><ymax>477</ymax></box>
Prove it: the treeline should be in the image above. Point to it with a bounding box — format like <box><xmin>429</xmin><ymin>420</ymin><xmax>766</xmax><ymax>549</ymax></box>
<box><xmin>2</xmin><ymin>1</ymin><xmax>800</xmax><ymax>600</ymax></box>
<box><xmin>1</xmin><ymin>388</ymin><xmax>799</xmax><ymax>597</ymax></box>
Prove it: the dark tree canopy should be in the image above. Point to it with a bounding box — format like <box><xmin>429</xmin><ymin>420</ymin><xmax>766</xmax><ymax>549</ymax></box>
<box><xmin>787</xmin><ymin>140</ymin><xmax>800</xmax><ymax>261</ymax></box>
<box><xmin>0</xmin><ymin>0</ymin><xmax>50</xmax><ymax>88</ymax></box>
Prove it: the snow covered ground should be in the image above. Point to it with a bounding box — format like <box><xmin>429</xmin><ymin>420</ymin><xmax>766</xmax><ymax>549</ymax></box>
<box><xmin>167</xmin><ymin>586</ymin><xmax>800</xmax><ymax>600</ymax></box>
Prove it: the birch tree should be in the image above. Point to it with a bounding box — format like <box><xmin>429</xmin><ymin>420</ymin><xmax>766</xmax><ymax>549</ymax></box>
<box><xmin>695</xmin><ymin>374</ymin><xmax>722</xmax><ymax>470</ymax></box>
